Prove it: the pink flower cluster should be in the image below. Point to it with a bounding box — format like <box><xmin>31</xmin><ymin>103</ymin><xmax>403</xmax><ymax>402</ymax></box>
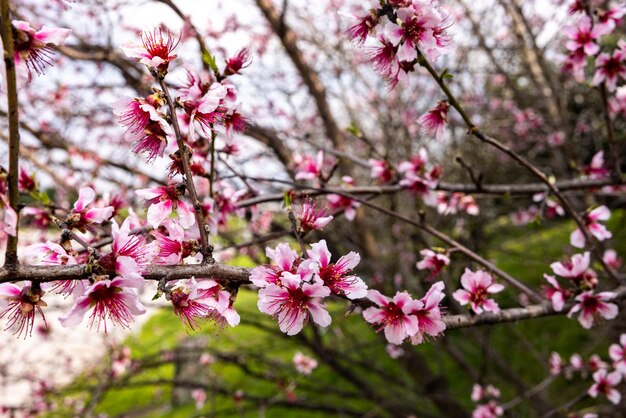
<box><xmin>551</xmin><ymin>333</ymin><xmax>626</xmax><ymax>406</ymax></box>
<box><xmin>398</xmin><ymin>147</ymin><xmax>441</xmax><ymax>203</ymax></box>
<box><xmin>363</xmin><ymin>281</ymin><xmax>446</xmax><ymax>345</ymax></box>
<box><xmin>346</xmin><ymin>0</ymin><xmax>453</xmax><ymax>86</ymax></box>
<box><xmin>116</xmin><ymin>29</ymin><xmax>247</xmax><ymax>165</ymax></box>
<box><xmin>542</xmin><ymin>251</ymin><xmax>619</xmax><ymax>329</ymax></box>
<box><xmin>17</xmin><ymin>182</ymin><xmax>241</xmax><ymax>333</ymax></box>
<box><xmin>471</xmin><ymin>384</ymin><xmax>503</xmax><ymax>418</ymax></box>
<box><xmin>561</xmin><ymin>7</ymin><xmax>626</xmax><ymax>92</ymax></box>
<box><xmin>167</xmin><ymin>278</ymin><xmax>240</xmax><ymax>331</ymax></box>
<box><xmin>252</xmin><ymin>241</ymin><xmax>366</xmax><ymax>335</ymax></box>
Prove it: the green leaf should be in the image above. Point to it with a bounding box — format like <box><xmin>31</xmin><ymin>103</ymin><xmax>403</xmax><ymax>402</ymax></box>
<box><xmin>201</xmin><ymin>50</ymin><xmax>219</xmax><ymax>75</ymax></box>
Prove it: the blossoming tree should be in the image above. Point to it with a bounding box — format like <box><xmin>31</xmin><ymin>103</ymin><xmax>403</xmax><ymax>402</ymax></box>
<box><xmin>0</xmin><ymin>0</ymin><xmax>625</xmax><ymax>416</ymax></box>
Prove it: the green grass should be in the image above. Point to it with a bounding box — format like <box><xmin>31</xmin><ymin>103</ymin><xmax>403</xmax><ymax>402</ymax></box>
<box><xmin>46</xmin><ymin>211</ymin><xmax>626</xmax><ymax>417</ymax></box>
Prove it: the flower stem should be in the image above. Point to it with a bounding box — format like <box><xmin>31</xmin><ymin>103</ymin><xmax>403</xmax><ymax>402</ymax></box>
<box><xmin>158</xmin><ymin>78</ymin><xmax>213</xmax><ymax>264</ymax></box>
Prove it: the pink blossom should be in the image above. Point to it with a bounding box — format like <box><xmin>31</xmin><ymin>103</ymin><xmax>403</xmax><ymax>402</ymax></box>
<box><xmin>398</xmin><ymin>148</ymin><xmax>441</xmax><ymax>199</ymax></box>
<box><xmin>532</xmin><ymin>193</ymin><xmax>564</xmax><ymax>218</ymax></box>
<box><xmin>368</xmin><ymin>159</ymin><xmax>395</xmax><ymax>183</ymax></box>
<box><xmin>113</xmin><ymin>94</ymin><xmax>163</xmax><ymax>136</ymax></box>
<box><xmin>12</xmin><ymin>20</ymin><xmax>71</xmax><ymax>79</ymax></box>
<box><xmin>596</xmin><ymin>5</ymin><xmax>626</xmax><ymax>35</ymax></box>
<box><xmin>18</xmin><ymin>167</ymin><xmax>36</xmax><ymax>192</ymax></box>
<box><xmin>570</xmin><ymin>353</ymin><xmax>584</xmax><ymax>370</ymax></box>
<box><xmin>59</xmin><ymin>276</ymin><xmax>146</xmax><ymax>332</ymax></box>
<box><xmin>136</xmin><ymin>184</ymin><xmax>195</xmax><ymax>228</ymax></box>
<box><xmin>588</xmin><ymin>369</ymin><xmax>622</xmax><ymax>405</ymax></box>
<box><xmin>0</xmin><ymin>283</ymin><xmax>47</xmax><ymax>338</ymax></box>
<box><xmin>168</xmin><ymin>278</ymin><xmax>239</xmax><ymax>331</ymax></box>
<box><xmin>224</xmin><ymin>48</ymin><xmax>251</xmax><ymax>76</ymax></box>
<box><xmin>97</xmin><ymin>219</ymin><xmax>151</xmax><ymax>281</ymax></box>
<box><xmin>472</xmin><ymin>384</ymin><xmax>501</xmax><ymax>402</ymax></box>
<box><xmin>603</xmin><ymin>249</ymin><xmax>623</xmax><ymax>270</ymax></box>
<box><xmin>1</xmin><ymin>194</ymin><xmax>18</xmax><ymax>237</ymax></box>
<box><xmin>609</xmin><ymin>85</ymin><xmax>626</xmax><ymax>118</ymax></box>
<box><xmin>191</xmin><ymin>388</ymin><xmax>206</xmax><ymax>410</ymax></box>
<box><xmin>111</xmin><ymin>346</ymin><xmax>132</xmax><ymax>377</ymax></box>
<box><xmin>195</xmin><ymin>279</ymin><xmax>240</xmax><ymax>329</ymax></box>
<box><xmin>472</xmin><ymin>401</ymin><xmax>503</xmax><ymax>418</ymax></box>
<box><xmin>416</xmin><ymin>249</ymin><xmax>450</xmax><ymax>279</ymax></box>
<box><xmin>550</xmin><ymin>252</ymin><xmax>592</xmax><ymax>281</ymax></box>
<box><xmin>471</xmin><ymin>384</ymin><xmax>484</xmax><ymax>402</ymax></box>
<box><xmin>298</xmin><ymin>198</ymin><xmax>333</xmax><ymax>232</ymax></box>
<box><xmin>386</xmin><ymin>4</ymin><xmax>451</xmax><ymax>62</ymax></box>
<box><xmin>562</xmin><ymin>48</ymin><xmax>588</xmax><ymax>82</ymax></box>
<box><xmin>609</xmin><ymin>334</ymin><xmax>626</xmax><ymax>374</ymax></box>
<box><xmin>249</xmin><ymin>243</ymin><xmax>315</xmax><ymax>288</ymax></box>
<box><xmin>122</xmin><ymin>28</ymin><xmax>179</xmax><ymax>71</ymax></box>
<box><xmin>458</xmin><ymin>194</ymin><xmax>480</xmax><ymax>216</ymax></box>
<box><xmin>66</xmin><ymin>187</ymin><xmax>114</xmax><ymax>232</ymax></box>
<box><xmin>386</xmin><ymin>343</ymin><xmax>405</xmax><ymax>359</ymax></box>
<box><xmin>326</xmin><ymin>193</ymin><xmax>360</xmax><ymax>222</ymax></box>
<box><xmin>588</xmin><ymin>354</ymin><xmax>609</xmax><ymax>372</ymax></box>
<box><xmin>564</xmin><ymin>16</ymin><xmax>602</xmax><ymax>56</ymax></box>
<box><xmin>152</xmin><ymin>220</ymin><xmax>198</xmax><ymax>265</ymax></box>
<box><xmin>308</xmin><ymin>239</ymin><xmax>367</xmax><ymax>299</ymax></box>
<box><xmin>398</xmin><ymin>148</ymin><xmax>430</xmax><ymax>175</ymax></box>
<box><xmin>346</xmin><ymin>11</ymin><xmax>379</xmax><ymax>45</ymax></box>
<box><xmin>570</xmin><ymin>206</ymin><xmax>612</xmax><ymax>248</ymax></box>
<box><xmin>182</xmin><ymin>82</ymin><xmax>229</xmax><ymax>139</ymax></box>
<box><xmin>257</xmin><ymin>272</ymin><xmax>331</xmax><ymax>335</ymax></box>
<box><xmin>510</xmin><ymin>206</ymin><xmax>539</xmax><ymax>226</ymax></box>
<box><xmin>24</xmin><ymin>241</ymin><xmax>77</xmax><ymax>266</ymax></box>
<box><xmin>362</xmin><ymin>290</ymin><xmax>420</xmax><ymax>345</ymax></box>
<box><xmin>583</xmin><ymin>151</ymin><xmax>609</xmax><ymax>179</ymax></box>
<box><xmin>398</xmin><ymin>172</ymin><xmax>437</xmax><ymax>201</ymax></box>
<box><xmin>409</xmin><ymin>281</ymin><xmax>447</xmax><ymax>345</ymax></box>
<box><xmin>294</xmin><ymin>151</ymin><xmax>325</xmax><ymax>181</ymax></box>
<box><xmin>542</xmin><ymin>274</ymin><xmax>570</xmax><ymax>312</ymax></box>
<box><xmin>293</xmin><ymin>352</ymin><xmax>318</xmax><ymax>375</ymax></box>
<box><xmin>199</xmin><ymin>353</ymin><xmax>216</xmax><ymax>365</ymax></box>
<box><xmin>549</xmin><ymin>352</ymin><xmax>564</xmax><ymax>375</ymax></box>
<box><xmin>23</xmin><ymin>242</ymin><xmax>87</xmax><ymax>297</ymax></box>
<box><xmin>452</xmin><ymin>269</ymin><xmax>504</xmax><ymax>314</ymax></box>
<box><xmin>418</xmin><ymin>101</ymin><xmax>450</xmax><ymax>141</ymax></box>
<box><xmin>368</xmin><ymin>35</ymin><xmax>399</xmax><ymax>78</ymax></box>
<box><xmin>592</xmin><ymin>52</ymin><xmax>626</xmax><ymax>92</ymax></box>
<box><xmin>568</xmin><ymin>291</ymin><xmax>618</xmax><ymax>329</ymax></box>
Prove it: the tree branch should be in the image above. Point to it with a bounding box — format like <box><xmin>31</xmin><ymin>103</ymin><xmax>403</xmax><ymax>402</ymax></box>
<box><xmin>1</xmin><ymin>1</ymin><xmax>20</xmax><ymax>266</ymax></box>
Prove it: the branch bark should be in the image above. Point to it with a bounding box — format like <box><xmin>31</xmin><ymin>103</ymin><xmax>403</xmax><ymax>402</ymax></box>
<box><xmin>1</xmin><ymin>1</ymin><xmax>20</xmax><ymax>266</ymax></box>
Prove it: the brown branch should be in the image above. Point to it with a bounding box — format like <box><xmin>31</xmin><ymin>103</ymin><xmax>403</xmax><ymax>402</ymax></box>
<box><xmin>235</xmin><ymin>177</ymin><xmax>619</xmax><ymax>208</ymax></box>
<box><xmin>0</xmin><ymin>263</ymin><xmax>251</xmax><ymax>285</ymax></box>
<box><xmin>255</xmin><ymin>0</ymin><xmax>346</xmax><ymax>154</ymax></box>
<box><xmin>2</xmin><ymin>261</ymin><xmax>625</xmax><ymax>331</ymax></box>
<box><xmin>245</xmin><ymin>124</ymin><xmax>295</xmax><ymax>177</ymax></box>
<box><xmin>1</xmin><ymin>2</ymin><xmax>20</xmax><ymax>266</ymax></box>
<box><xmin>499</xmin><ymin>0</ymin><xmax>563</xmax><ymax>126</ymax></box>
<box><xmin>2</xmin><ymin>111</ymin><xmax>164</xmax><ymax>185</ymax></box>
